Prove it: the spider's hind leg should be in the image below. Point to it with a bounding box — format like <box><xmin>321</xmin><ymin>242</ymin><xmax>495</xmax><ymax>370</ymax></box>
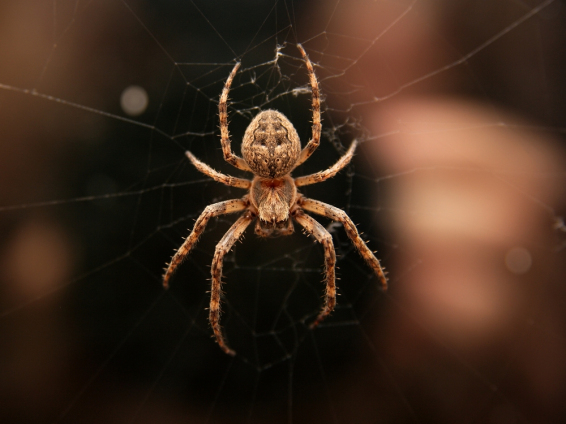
<box><xmin>218</xmin><ymin>62</ymin><xmax>252</xmax><ymax>172</ymax></box>
<box><xmin>186</xmin><ymin>151</ymin><xmax>251</xmax><ymax>189</ymax></box>
<box><xmin>295</xmin><ymin>44</ymin><xmax>321</xmax><ymax>168</ymax></box>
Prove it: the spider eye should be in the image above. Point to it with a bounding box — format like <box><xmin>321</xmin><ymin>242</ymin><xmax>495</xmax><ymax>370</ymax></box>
<box><xmin>260</xmin><ymin>140</ymin><xmax>266</xmax><ymax>146</ymax></box>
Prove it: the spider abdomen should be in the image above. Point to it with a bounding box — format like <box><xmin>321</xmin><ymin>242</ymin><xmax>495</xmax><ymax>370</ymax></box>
<box><xmin>241</xmin><ymin>110</ymin><xmax>301</xmax><ymax>178</ymax></box>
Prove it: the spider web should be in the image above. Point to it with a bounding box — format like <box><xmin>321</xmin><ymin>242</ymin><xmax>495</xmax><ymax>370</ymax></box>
<box><xmin>1</xmin><ymin>0</ymin><xmax>565</xmax><ymax>423</ymax></box>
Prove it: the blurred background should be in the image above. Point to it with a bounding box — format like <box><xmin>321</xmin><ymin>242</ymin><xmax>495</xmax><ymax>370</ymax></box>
<box><xmin>0</xmin><ymin>0</ymin><xmax>565</xmax><ymax>423</ymax></box>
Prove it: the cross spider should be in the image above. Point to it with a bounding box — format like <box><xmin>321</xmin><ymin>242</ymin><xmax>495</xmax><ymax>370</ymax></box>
<box><xmin>163</xmin><ymin>44</ymin><xmax>387</xmax><ymax>356</ymax></box>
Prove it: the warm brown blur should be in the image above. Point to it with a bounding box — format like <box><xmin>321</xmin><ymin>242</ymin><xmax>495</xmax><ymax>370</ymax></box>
<box><xmin>1</xmin><ymin>0</ymin><xmax>565</xmax><ymax>423</ymax></box>
<box><xmin>370</xmin><ymin>99</ymin><xmax>566</xmax><ymax>421</ymax></box>
<box><xmin>307</xmin><ymin>0</ymin><xmax>566</xmax><ymax>422</ymax></box>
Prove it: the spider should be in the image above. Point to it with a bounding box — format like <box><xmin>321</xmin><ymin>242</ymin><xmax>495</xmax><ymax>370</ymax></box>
<box><xmin>163</xmin><ymin>44</ymin><xmax>388</xmax><ymax>356</ymax></box>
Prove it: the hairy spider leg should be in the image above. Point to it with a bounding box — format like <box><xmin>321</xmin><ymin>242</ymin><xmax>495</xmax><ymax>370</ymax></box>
<box><xmin>295</xmin><ymin>44</ymin><xmax>322</xmax><ymax>168</ymax></box>
<box><xmin>294</xmin><ymin>139</ymin><xmax>358</xmax><ymax>187</ymax></box>
<box><xmin>299</xmin><ymin>197</ymin><xmax>388</xmax><ymax>291</ymax></box>
<box><xmin>186</xmin><ymin>151</ymin><xmax>251</xmax><ymax>189</ymax></box>
<box><xmin>293</xmin><ymin>208</ymin><xmax>337</xmax><ymax>329</ymax></box>
<box><xmin>162</xmin><ymin>198</ymin><xmax>249</xmax><ymax>289</ymax></box>
<box><xmin>218</xmin><ymin>62</ymin><xmax>252</xmax><ymax>172</ymax></box>
<box><xmin>210</xmin><ymin>211</ymin><xmax>255</xmax><ymax>356</ymax></box>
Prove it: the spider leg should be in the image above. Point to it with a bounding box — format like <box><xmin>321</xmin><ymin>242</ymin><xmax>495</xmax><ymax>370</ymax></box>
<box><xmin>162</xmin><ymin>198</ymin><xmax>249</xmax><ymax>289</ymax></box>
<box><xmin>219</xmin><ymin>62</ymin><xmax>252</xmax><ymax>172</ymax></box>
<box><xmin>186</xmin><ymin>151</ymin><xmax>251</xmax><ymax>189</ymax></box>
<box><xmin>298</xmin><ymin>197</ymin><xmax>388</xmax><ymax>290</ymax></box>
<box><xmin>210</xmin><ymin>210</ymin><xmax>255</xmax><ymax>356</ymax></box>
<box><xmin>292</xmin><ymin>208</ymin><xmax>337</xmax><ymax>329</ymax></box>
<box><xmin>294</xmin><ymin>44</ymin><xmax>321</xmax><ymax>168</ymax></box>
<box><xmin>294</xmin><ymin>139</ymin><xmax>358</xmax><ymax>187</ymax></box>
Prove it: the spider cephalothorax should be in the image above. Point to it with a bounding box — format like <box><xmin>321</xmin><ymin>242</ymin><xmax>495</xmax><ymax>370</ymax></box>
<box><xmin>250</xmin><ymin>174</ymin><xmax>296</xmax><ymax>227</ymax></box>
<box><xmin>163</xmin><ymin>44</ymin><xmax>388</xmax><ymax>356</ymax></box>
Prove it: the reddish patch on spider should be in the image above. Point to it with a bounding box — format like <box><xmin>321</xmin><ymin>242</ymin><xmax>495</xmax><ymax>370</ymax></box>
<box><xmin>261</xmin><ymin>178</ymin><xmax>285</xmax><ymax>188</ymax></box>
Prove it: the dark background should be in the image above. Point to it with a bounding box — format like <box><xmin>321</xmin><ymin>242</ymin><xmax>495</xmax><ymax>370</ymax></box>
<box><xmin>0</xmin><ymin>1</ymin><xmax>565</xmax><ymax>423</ymax></box>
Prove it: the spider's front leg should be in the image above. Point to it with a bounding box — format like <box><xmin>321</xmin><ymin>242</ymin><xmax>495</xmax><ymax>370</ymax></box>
<box><xmin>210</xmin><ymin>210</ymin><xmax>255</xmax><ymax>356</ymax></box>
<box><xmin>292</xmin><ymin>208</ymin><xmax>337</xmax><ymax>329</ymax></box>
<box><xmin>299</xmin><ymin>197</ymin><xmax>388</xmax><ymax>290</ymax></box>
<box><xmin>162</xmin><ymin>198</ymin><xmax>248</xmax><ymax>289</ymax></box>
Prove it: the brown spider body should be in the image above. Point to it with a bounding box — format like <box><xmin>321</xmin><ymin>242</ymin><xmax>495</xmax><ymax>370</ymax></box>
<box><xmin>242</xmin><ymin>110</ymin><xmax>301</xmax><ymax>178</ymax></box>
<box><xmin>163</xmin><ymin>45</ymin><xmax>388</xmax><ymax>356</ymax></box>
<box><xmin>250</xmin><ymin>175</ymin><xmax>296</xmax><ymax>225</ymax></box>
